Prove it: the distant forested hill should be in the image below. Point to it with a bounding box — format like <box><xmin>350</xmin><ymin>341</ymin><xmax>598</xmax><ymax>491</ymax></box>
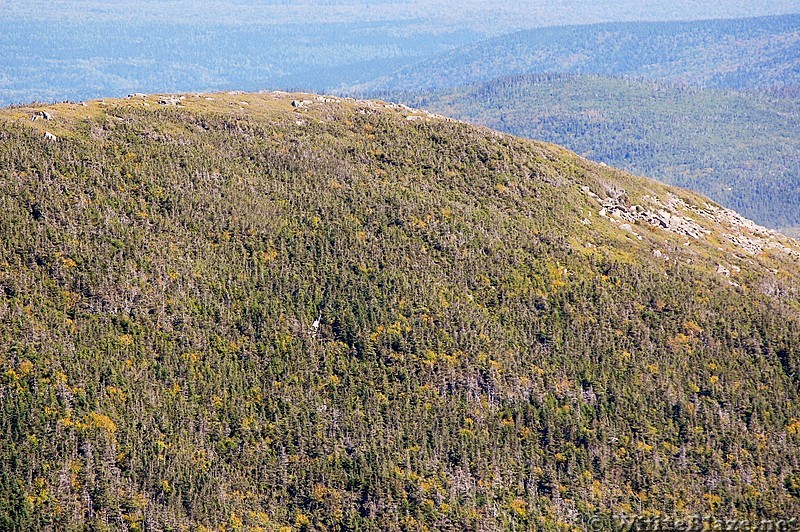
<box><xmin>394</xmin><ymin>74</ymin><xmax>800</xmax><ymax>235</ymax></box>
<box><xmin>359</xmin><ymin>14</ymin><xmax>800</xmax><ymax>93</ymax></box>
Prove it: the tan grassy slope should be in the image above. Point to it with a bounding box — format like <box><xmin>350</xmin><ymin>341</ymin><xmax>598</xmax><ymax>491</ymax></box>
<box><xmin>1</xmin><ymin>92</ymin><xmax>799</xmax><ymax>529</ymax></box>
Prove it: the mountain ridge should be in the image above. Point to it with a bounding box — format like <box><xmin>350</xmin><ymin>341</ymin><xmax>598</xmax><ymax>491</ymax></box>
<box><xmin>355</xmin><ymin>14</ymin><xmax>800</xmax><ymax>94</ymax></box>
<box><xmin>386</xmin><ymin>72</ymin><xmax>800</xmax><ymax>235</ymax></box>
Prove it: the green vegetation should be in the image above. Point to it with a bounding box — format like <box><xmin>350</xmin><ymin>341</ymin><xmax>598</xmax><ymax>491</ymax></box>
<box><xmin>395</xmin><ymin>73</ymin><xmax>800</xmax><ymax>234</ymax></box>
<box><xmin>1</xmin><ymin>93</ymin><xmax>800</xmax><ymax>530</ymax></box>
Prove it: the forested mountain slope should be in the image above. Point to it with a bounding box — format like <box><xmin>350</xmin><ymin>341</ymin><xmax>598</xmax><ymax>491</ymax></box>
<box><xmin>358</xmin><ymin>14</ymin><xmax>800</xmax><ymax>93</ymax></box>
<box><xmin>397</xmin><ymin>73</ymin><xmax>800</xmax><ymax>236</ymax></box>
<box><xmin>1</xmin><ymin>93</ymin><xmax>800</xmax><ymax>530</ymax></box>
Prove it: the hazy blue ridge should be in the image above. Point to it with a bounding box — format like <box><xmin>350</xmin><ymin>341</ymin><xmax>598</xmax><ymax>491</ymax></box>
<box><xmin>356</xmin><ymin>14</ymin><xmax>800</xmax><ymax>93</ymax></box>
